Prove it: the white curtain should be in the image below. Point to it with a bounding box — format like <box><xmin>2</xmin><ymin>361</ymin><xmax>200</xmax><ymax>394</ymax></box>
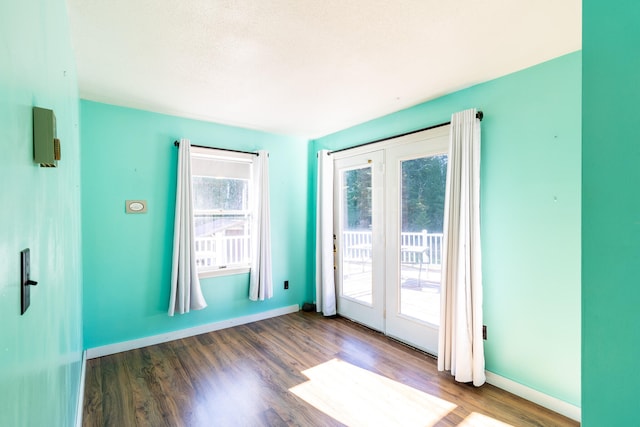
<box><xmin>249</xmin><ymin>150</ymin><xmax>273</xmax><ymax>301</ymax></box>
<box><xmin>315</xmin><ymin>150</ymin><xmax>336</xmax><ymax>316</ymax></box>
<box><xmin>438</xmin><ymin>109</ymin><xmax>485</xmax><ymax>386</ymax></box>
<box><xmin>169</xmin><ymin>138</ymin><xmax>207</xmax><ymax>316</ymax></box>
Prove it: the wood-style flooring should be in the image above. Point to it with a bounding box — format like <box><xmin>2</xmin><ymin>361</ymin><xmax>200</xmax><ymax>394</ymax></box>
<box><xmin>83</xmin><ymin>311</ymin><xmax>578</xmax><ymax>426</ymax></box>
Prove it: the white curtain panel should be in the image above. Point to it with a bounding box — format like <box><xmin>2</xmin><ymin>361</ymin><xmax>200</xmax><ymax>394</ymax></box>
<box><xmin>315</xmin><ymin>150</ymin><xmax>337</xmax><ymax>316</ymax></box>
<box><xmin>249</xmin><ymin>150</ymin><xmax>273</xmax><ymax>301</ymax></box>
<box><xmin>438</xmin><ymin>109</ymin><xmax>485</xmax><ymax>386</ymax></box>
<box><xmin>168</xmin><ymin>138</ymin><xmax>207</xmax><ymax>316</ymax></box>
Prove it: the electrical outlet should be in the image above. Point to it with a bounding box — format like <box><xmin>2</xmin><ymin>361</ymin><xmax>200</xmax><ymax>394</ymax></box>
<box><xmin>284</xmin><ymin>280</ymin><xmax>289</xmax><ymax>290</ymax></box>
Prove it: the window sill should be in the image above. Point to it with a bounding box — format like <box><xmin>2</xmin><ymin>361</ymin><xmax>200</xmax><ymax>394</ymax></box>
<box><xmin>198</xmin><ymin>266</ymin><xmax>251</xmax><ymax>279</ymax></box>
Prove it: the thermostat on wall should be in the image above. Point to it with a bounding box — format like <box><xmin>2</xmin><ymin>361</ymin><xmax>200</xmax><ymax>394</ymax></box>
<box><xmin>125</xmin><ymin>200</ymin><xmax>147</xmax><ymax>214</ymax></box>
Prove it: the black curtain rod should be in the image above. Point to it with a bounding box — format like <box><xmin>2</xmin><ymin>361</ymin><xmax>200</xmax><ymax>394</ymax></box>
<box><xmin>328</xmin><ymin>111</ymin><xmax>483</xmax><ymax>155</ymax></box>
<box><xmin>174</xmin><ymin>140</ymin><xmax>259</xmax><ymax>156</ymax></box>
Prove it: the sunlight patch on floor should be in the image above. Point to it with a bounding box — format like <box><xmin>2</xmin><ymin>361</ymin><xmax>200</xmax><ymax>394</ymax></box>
<box><xmin>458</xmin><ymin>412</ymin><xmax>514</xmax><ymax>427</ymax></box>
<box><xmin>289</xmin><ymin>358</ymin><xmax>456</xmax><ymax>427</ymax></box>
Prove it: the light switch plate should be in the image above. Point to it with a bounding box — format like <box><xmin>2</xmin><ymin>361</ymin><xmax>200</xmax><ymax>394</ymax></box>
<box><xmin>21</xmin><ymin>249</ymin><xmax>31</xmax><ymax>315</ymax></box>
<box><xmin>125</xmin><ymin>200</ymin><xmax>147</xmax><ymax>214</ymax></box>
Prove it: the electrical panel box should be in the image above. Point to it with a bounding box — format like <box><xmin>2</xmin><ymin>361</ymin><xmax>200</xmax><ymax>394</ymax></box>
<box><xmin>33</xmin><ymin>107</ymin><xmax>60</xmax><ymax>167</ymax></box>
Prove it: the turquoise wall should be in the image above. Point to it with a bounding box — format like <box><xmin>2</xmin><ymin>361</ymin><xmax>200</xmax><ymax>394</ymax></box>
<box><xmin>0</xmin><ymin>0</ymin><xmax>83</xmax><ymax>425</ymax></box>
<box><xmin>81</xmin><ymin>101</ymin><xmax>311</xmax><ymax>348</ymax></box>
<box><xmin>312</xmin><ymin>52</ymin><xmax>582</xmax><ymax>406</ymax></box>
<box><xmin>582</xmin><ymin>1</ymin><xmax>640</xmax><ymax>424</ymax></box>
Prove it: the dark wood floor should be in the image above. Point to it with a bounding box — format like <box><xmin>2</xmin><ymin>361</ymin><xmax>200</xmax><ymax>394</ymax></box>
<box><xmin>83</xmin><ymin>312</ymin><xmax>578</xmax><ymax>427</ymax></box>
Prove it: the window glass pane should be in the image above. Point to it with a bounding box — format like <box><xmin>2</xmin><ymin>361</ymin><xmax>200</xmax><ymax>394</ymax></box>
<box><xmin>191</xmin><ymin>159</ymin><xmax>253</xmax><ymax>271</ymax></box>
<box><xmin>192</xmin><ymin>176</ymin><xmax>249</xmax><ymax>211</ymax></box>
<box><xmin>341</xmin><ymin>166</ymin><xmax>373</xmax><ymax>305</ymax></box>
<box><xmin>344</xmin><ymin>167</ymin><xmax>372</xmax><ymax>230</ymax></box>
<box><xmin>401</xmin><ymin>155</ymin><xmax>447</xmax><ymax>234</ymax></box>
<box><xmin>399</xmin><ymin>154</ymin><xmax>447</xmax><ymax>325</ymax></box>
<box><xmin>194</xmin><ymin>214</ymin><xmax>251</xmax><ymax>268</ymax></box>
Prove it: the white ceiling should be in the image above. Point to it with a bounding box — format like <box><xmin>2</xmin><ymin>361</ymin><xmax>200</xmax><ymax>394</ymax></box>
<box><xmin>66</xmin><ymin>0</ymin><xmax>581</xmax><ymax>138</ymax></box>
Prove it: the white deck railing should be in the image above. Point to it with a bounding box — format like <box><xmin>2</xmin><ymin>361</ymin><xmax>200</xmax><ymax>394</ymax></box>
<box><xmin>195</xmin><ymin>229</ymin><xmax>443</xmax><ymax>270</ymax></box>
<box><xmin>195</xmin><ymin>234</ymin><xmax>251</xmax><ymax>268</ymax></box>
<box><xmin>343</xmin><ymin>229</ymin><xmax>443</xmax><ymax>266</ymax></box>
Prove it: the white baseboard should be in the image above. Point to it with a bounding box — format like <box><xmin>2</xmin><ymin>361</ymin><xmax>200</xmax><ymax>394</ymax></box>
<box><xmin>75</xmin><ymin>350</ymin><xmax>87</xmax><ymax>427</ymax></box>
<box><xmin>86</xmin><ymin>304</ymin><xmax>299</xmax><ymax>359</ymax></box>
<box><xmin>485</xmin><ymin>371</ymin><xmax>581</xmax><ymax>422</ymax></box>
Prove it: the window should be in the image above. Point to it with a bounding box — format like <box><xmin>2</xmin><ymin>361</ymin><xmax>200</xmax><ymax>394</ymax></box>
<box><xmin>190</xmin><ymin>147</ymin><xmax>255</xmax><ymax>277</ymax></box>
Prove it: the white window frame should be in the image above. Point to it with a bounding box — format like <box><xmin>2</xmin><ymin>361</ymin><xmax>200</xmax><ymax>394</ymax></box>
<box><xmin>190</xmin><ymin>146</ymin><xmax>255</xmax><ymax>278</ymax></box>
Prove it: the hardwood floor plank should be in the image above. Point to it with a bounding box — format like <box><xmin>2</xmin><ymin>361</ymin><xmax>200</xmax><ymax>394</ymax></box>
<box><xmin>95</xmin><ymin>352</ymin><xmax>135</xmax><ymax>427</ymax></box>
<box><xmin>148</xmin><ymin>342</ymin><xmax>205</xmax><ymax>425</ymax></box>
<box><xmin>125</xmin><ymin>347</ymin><xmax>173</xmax><ymax>426</ymax></box>
<box><xmin>82</xmin><ymin>358</ymin><xmax>103</xmax><ymax>426</ymax></box>
<box><xmin>84</xmin><ymin>312</ymin><xmax>578</xmax><ymax>427</ymax></box>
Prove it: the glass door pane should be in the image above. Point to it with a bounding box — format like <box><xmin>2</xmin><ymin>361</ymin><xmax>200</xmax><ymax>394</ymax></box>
<box><xmin>398</xmin><ymin>155</ymin><xmax>447</xmax><ymax>325</ymax></box>
<box><xmin>341</xmin><ymin>166</ymin><xmax>373</xmax><ymax>305</ymax></box>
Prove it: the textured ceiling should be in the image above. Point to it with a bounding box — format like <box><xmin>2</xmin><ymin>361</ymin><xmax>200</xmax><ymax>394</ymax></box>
<box><xmin>66</xmin><ymin>0</ymin><xmax>581</xmax><ymax>138</ymax></box>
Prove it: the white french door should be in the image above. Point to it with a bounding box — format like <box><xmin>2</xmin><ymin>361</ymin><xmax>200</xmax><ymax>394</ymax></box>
<box><xmin>333</xmin><ymin>126</ymin><xmax>449</xmax><ymax>354</ymax></box>
<box><xmin>334</xmin><ymin>151</ymin><xmax>385</xmax><ymax>331</ymax></box>
<box><xmin>384</xmin><ymin>137</ymin><xmax>448</xmax><ymax>354</ymax></box>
